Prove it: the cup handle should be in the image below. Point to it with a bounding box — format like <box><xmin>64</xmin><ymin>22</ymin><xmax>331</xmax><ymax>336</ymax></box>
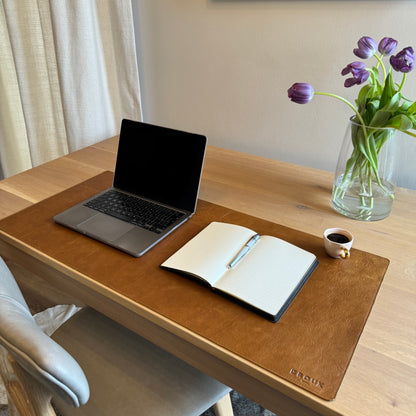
<box><xmin>340</xmin><ymin>247</ymin><xmax>350</xmax><ymax>259</ymax></box>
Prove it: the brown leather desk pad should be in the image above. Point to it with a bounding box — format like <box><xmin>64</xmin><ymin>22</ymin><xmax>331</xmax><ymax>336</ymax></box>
<box><xmin>0</xmin><ymin>172</ymin><xmax>389</xmax><ymax>400</ymax></box>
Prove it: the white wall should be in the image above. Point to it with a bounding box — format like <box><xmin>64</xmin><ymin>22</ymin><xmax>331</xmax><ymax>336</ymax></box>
<box><xmin>132</xmin><ymin>0</ymin><xmax>416</xmax><ymax>189</ymax></box>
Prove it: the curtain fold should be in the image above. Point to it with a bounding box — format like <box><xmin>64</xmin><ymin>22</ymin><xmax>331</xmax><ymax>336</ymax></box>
<box><xmin>0</xmin><ymin>0</ymin><xmax>141</xmax><ymax>179</ymax></box>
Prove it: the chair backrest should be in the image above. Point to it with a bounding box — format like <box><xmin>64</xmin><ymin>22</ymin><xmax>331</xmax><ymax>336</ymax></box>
<box><xmin>0</xmin><ymin>257</ymin><xmax>90</xmax><ymax>408</ymax></box>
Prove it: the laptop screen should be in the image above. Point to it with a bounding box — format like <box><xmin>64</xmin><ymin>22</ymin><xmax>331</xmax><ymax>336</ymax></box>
<box><xmin>113</xmin><ymin>120</ymin><xmax>207</xmax><ymax>213</ymax></box>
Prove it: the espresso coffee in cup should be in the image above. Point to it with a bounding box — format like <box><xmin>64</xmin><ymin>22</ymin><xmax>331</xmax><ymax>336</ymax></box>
<box><xmin>323</xmin><ymin>228</ymin><xmax>353</xmax><ymax>259</ymax></box>
<box><xmin>326</xmin><ymin>233</ymin><xmax>350</xmax><ymax>244</ymax></box>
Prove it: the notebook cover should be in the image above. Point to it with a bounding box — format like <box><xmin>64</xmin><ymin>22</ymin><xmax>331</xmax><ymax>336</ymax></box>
<box><xmin>0</xmin><ymin>171</ymin><xmax>389</xmax><ymax>400</ymax></box>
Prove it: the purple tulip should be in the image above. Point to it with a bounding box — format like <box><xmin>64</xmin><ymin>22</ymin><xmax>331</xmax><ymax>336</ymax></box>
<box><xmin>378</xmin><ymin>37</ymin><xmax>397</xmax><ymax>56</ymax></box>
<box><xmin>390</xmin><ymin>47</ymin><xmax>415</xmax><ymax>73</ymax></box>
<box><xmin>288</xmin><ymin>83</ymin><xmax>314</xmax><ymax>104</ymax></box>
<box><xmin>353</xmin><ymin>36</ymin><xmax>377</xmax><ymax>59</ymax></box>
<box><xmin>341</xmin><ymin>61</ymin><xmax>366</xmax><ymax>76</ymax></box>
<box><xmin>341</xmin><ymin>62</ymin><xmax>370</xmax><ymax>87</ymax></box>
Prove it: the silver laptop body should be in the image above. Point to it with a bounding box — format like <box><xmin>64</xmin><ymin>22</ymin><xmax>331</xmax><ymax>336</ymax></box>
<box><xmin>54</xmin><ymin>119</ymin><xmax>207</xmax><ymax>257</ymax></box>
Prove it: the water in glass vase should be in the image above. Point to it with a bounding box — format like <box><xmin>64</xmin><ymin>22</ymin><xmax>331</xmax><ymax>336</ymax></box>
<box><xmin>332</xmin><ymin>174</ymin><xmax>395</xmax><ymax>221</ymax></box>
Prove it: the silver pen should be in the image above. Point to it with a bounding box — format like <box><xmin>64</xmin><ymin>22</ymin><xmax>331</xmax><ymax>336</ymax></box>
<box><xmin>227</xmin><ymin>233</ymin><xmax>260</xmax><ymax>269</ymax></box>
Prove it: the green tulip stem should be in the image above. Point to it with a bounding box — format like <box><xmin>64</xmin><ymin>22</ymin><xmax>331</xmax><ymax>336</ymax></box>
<box><xmin>404</xmin><ymin>129</ymin><xmax>416</xmax><ymax>138</ymax></box>
<box><xmin>314</xmin><ymin>92</ymin><xmax>367</xmax><ymax>136</ymax></box>
<box><xmin>398</xmin><ymin>73</ymin><xmax>407</xmax><ymax>93</ymax></box>
<box><xmin>314</xmin><ymin>93</ymin><xmax>372</xmax><ymax>167</ymax></box>
<box><xmin>373</xmin><ymin>54</ymin><xmax>387</xmax><ymax>82</ymax></box>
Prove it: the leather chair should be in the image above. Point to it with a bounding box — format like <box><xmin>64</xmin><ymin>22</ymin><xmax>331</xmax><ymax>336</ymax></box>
<box><xmin>0</xmin><ymin>257</ymin><xmax>233</xmax><ymax>416</ymax></box>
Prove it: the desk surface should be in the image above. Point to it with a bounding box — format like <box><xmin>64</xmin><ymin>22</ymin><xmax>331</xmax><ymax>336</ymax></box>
<box><xmin>0</xmin><ymin>137</ymin><xmax>415</xmax><ymax>416</ymax></box>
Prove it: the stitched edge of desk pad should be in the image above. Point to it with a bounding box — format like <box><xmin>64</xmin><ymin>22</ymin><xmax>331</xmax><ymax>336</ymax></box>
<box><xmin>0</xmin><ymin>172</ymin><xmax>389</xmax><ymax>400</ymax></box>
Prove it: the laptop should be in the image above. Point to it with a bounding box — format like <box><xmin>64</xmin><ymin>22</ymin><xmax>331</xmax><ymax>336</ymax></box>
<box><xmin>54</xmin><ymin>119</ymin><xmax>207</xmax><ymax>257</ymax></box>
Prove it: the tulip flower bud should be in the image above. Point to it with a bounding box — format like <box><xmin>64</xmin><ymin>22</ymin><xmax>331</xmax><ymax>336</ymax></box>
<box><xmin>390</xmin><ymin>47</ymin><xmax>415</xmax><ymax>73</ymax></box>
<box><xmin>378</xmin><ymin>37</ymin><xmax>398</xmax><ymax>56</ymax></box>
<box><xmin>287</xmin><ymin>83</ymin><xmax>314</xmax><ymax>104</ymax></box>
<box><xmin>341</xmin><ymin>62</ymin><xmax>370</xmax><ymax>87</ymax></box>
<box><xmin>353</xmin><ymin>36</ymin><xmax>377</xmax><ymax>59</ymax></box>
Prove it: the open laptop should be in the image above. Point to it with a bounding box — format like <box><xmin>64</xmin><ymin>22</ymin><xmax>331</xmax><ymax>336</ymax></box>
<box><xmin>54</xmin><ymin>119</ymin><xmax>207</xmax><ymax>257</ymax></box>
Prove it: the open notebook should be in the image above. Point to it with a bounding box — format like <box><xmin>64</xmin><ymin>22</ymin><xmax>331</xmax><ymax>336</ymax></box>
<box><xmin>161</xmin><ymin>222</ymin><xmax>318</xmax><ymax>322</ymax></box>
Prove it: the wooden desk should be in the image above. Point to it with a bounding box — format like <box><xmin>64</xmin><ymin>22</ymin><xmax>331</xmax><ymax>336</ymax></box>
<box><xmin>0</xmin><ymin>137</ymin><xmax>415</xmax><ymax>416</ymax></box>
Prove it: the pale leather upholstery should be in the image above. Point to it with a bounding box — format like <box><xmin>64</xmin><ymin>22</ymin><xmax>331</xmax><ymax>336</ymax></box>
<box><xmin>51</xmin><ymin>308</ymin><xmax>230</xmax><ymax>415</ymax></box>
<box><xmin>0</xmin><ymin>257</ymin><xmax>89</xmax><ymax>407</ymax></box>
<box><xmin>0</xmin><ymin>257</ymin><xmax>232</xmax><ymax>415</ymax></box>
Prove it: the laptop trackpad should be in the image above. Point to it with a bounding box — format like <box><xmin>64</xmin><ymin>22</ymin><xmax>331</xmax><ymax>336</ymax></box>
<box><xmin>78</xmin><ymin>214</ymin><xmax>135</xmax><ymax>242</ymax></box>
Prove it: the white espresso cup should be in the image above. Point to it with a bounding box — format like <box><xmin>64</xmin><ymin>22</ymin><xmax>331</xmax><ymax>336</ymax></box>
<box><xmin>323</xmin><ymin>228</ymin><xmax>354</xmax><ymax>259</ymax></box>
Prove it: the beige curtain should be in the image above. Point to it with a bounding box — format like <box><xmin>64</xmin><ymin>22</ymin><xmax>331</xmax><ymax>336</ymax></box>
<box><xmin>0</xmin><ymin>0</ymin><xmax>141</xmax><ymax>179</ymax></box>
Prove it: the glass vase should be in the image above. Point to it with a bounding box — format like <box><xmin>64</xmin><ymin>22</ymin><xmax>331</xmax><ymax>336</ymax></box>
<box><xmin>331</xmin><ymin>117</ymin><xmax>398</xmax><ymax>221</ymax></box>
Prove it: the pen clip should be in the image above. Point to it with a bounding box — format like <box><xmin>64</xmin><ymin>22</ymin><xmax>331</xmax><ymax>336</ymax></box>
<box><xmin>227</xmin><ymin>234</ymin><xmax>260</xmax><ymax>269</ymax></box>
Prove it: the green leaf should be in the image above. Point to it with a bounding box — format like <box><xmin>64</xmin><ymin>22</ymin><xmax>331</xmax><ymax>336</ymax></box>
<box><xmin>356</xmin><ymin>84</ymin><xmax>372</xmax><ymax>112</ymax></box>
<box><xmin>408</xmin><ymin>115</ymin><xmax>416</xmax><ymax>129</ymax></box>
<box><xmin>379</xmin><ymin>73</ymin><xmax>395</xmax><ymax>109</ymax></box>
<box><xmin>384</xmin><ymin>92</ymin><xmax>400</xmax><ymax>112</ymax></box>
<box><xmin>367</xmin><ymin>99</ymin><xmax>380</xmax><ymax>111</ymax></box>
<box><xmin>374</xmin><ymin>130</ymin><xmax>390</xmax><ymax>151</ymax></box>
<box><xmin>364</xmin><ymin>100</ymin><xmax>379</xmax><ymax>124</ymax></box>
<box><xmin>384</xmin><ymin>114</ymin><xmax>413</xmax><ymax>131</ymax></box>
<box><xmin>398</xmin><ymin>100</ymin><xmax>411</xmax><ymax>112</ymax></box>
<box><xmin>407</xmin><ymin>101</ymin><xmax>416</xmax><ymax>115</ymax></box>
<box><xmin>370</xmin><ymin>110</ymin><xmax>392</xmax><ymax>127</ymax></box>
<box><xmin>368</xmin><ymin>134</ymin><xmax>378</xmax><ymax>170</ymax></box>
<box><xmin>369</xmin><ymin>93</ymin><xmax>402</xmax><ymax>127</ymax></box>
<box><xmin>344</xmin><ymin>155</ymin><xmax>356</xmax><ymax>177</ymax></box>
<box><xmin>356</xmin><ymin>130</ymin><xmax>373</xmax><ymax>166</ymax></box>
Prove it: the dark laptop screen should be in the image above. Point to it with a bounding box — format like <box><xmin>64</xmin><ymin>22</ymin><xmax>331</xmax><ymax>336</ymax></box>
<box><xmin>113</xmin><ymin>120</ymin><xmax>207</xmax><ymax>213</ymax></box>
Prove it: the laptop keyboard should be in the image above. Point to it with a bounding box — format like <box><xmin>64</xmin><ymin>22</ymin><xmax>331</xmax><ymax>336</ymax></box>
<box><xmin>84</xmin><ymin>190</ymin><xmax>185</xmax><ymax>234</ymax></box>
